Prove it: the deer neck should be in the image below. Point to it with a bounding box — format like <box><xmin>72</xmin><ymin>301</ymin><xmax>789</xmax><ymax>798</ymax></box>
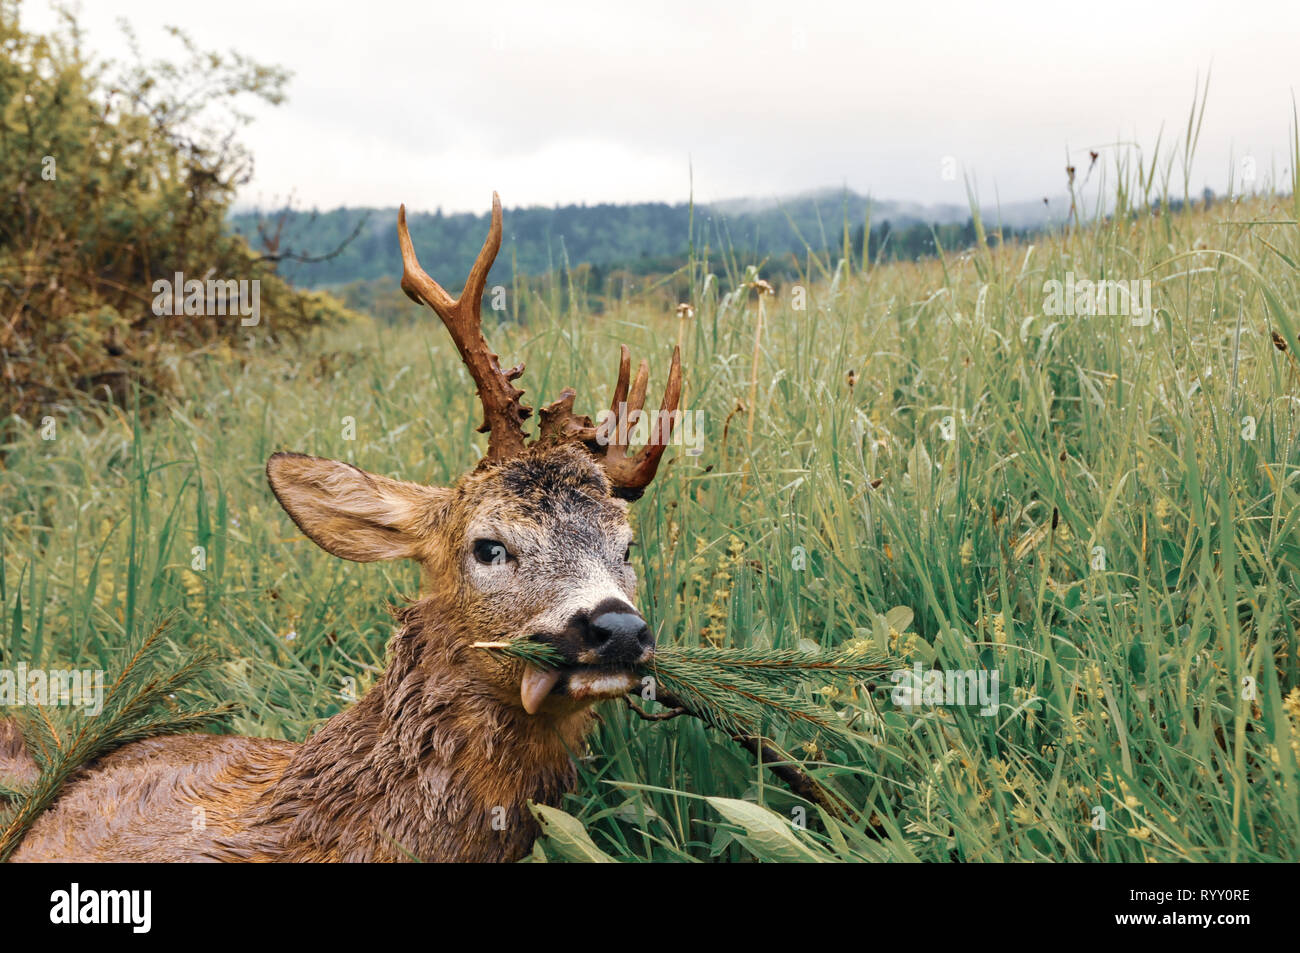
<box><xmin>263</xmin><ymin>601</ymin><xmax>591</xmax><ymax>862</ymax></box>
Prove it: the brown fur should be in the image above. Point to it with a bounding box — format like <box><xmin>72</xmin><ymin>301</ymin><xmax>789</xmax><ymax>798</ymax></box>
<box><xmin>9</xmin><ymin>444</ymin><xmax>645</xmax><ymax>862</ymax></box>
<box><xmin>0</xmin><ymin>718</ymin><xmax>38</xmax><ymax>790</ymax></box>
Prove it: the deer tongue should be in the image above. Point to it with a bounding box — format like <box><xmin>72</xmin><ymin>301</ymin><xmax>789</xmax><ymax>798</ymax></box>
<box><xmin>520</xmin><ymin>665</ymin><xmax>562</xmax><ymax>715</ymax></box>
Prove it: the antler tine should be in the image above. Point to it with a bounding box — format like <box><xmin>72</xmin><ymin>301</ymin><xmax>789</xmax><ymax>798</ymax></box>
<box><xmin>462</xmin><ymin>192</ymin><xmax>503</xmax><ymax>321</ymax></box>
<box><xmin>397</xmin><ymin>193</ymin><xmax>531</xmax><ymax>461</ymax></box>
<box><xmin>603</xmin><ymin>345</ymin><xmax>682</xmax><ymax>500</ymax></box>
<box><xmin>626</xmin><ymin>359</ymin><xmax>650</xmax><ymax>415</ymax></box>
<box><xmin>397</xmin><ymin>205</ymin><xmax>456</xmax><ymax>318</ymax></box>
<box><xmin>609</xmin><ymin>345</ymin><xmax>631</xmax><ymax>418</ymax></box>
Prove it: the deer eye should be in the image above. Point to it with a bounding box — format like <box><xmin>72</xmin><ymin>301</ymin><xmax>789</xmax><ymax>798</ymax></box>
<box><xmin>623</xmin><ymin>543</ymin><xmax>634</xmax><ymax>563</ymax></box>
<box><xmin>473</xmin><ymin>539</ymin><xmax>514</xmax><ymax>566</ymax></box>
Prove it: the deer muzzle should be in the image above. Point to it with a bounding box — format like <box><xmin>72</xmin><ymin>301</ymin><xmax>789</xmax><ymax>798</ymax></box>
<box><xmin>519</xmin><ymin>599</ymin><xmax>655</xmax><ymax>714</ymax></box>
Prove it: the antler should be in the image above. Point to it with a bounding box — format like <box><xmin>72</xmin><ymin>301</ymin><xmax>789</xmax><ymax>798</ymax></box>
<box><xmin>400</xmin><ymin>193</ymin><xmax>682</xmax><ymax>498</ymax></box>
<box><xmin>537</xmin><ymin>344</ymin><xmax>683</xmax><ymax>501</ymax></box>
<box><xmin>398</xmin><ymin>192</ymin><xmax>531</xmax><ymax>460</ymax></box>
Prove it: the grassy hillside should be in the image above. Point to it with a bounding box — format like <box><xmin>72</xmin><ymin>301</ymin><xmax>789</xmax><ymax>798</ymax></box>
<box><xmin>3</xmin><ymin>179</ymin><xmax>1300</xmax><ymax>861</ymax></box>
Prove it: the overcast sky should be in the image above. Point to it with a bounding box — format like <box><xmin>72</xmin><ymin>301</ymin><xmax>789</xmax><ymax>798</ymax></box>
<box><xmin>22</xmin><ymin>0</ymin><xmax>1300</xmax><ymax>213</ymax></box>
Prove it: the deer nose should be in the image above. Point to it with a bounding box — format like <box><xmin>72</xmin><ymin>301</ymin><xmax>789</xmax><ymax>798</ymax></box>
<box><xmin>584</xmin><ymin>607</ymin><xmax>653</xmax><ymax>663</ymax></box>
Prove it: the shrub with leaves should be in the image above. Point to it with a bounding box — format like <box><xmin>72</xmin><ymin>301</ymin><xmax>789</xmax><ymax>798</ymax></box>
<box><xmin>0</xmin><ymin>2</ymin><xmax>361</xmax><ymax>427</ymax></box>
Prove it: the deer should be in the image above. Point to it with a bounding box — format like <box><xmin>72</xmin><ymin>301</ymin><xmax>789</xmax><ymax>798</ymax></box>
<box><xmin>1</xmin><ymin>193</ymin><xmax>682</xmax><ymax>862</ymax></box>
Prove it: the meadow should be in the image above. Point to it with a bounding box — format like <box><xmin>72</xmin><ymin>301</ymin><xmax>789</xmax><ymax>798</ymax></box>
<box><xmin>3</xmin><ymin>156</ymin><xmax>1300</xmax><ymax>861</ymax></box>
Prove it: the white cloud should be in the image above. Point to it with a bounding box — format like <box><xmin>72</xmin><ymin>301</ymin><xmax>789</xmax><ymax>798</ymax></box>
<box><xmin>22</xmin><ymin>0</ymin><xmax>1300</xmax><ymax>211</ymax></box>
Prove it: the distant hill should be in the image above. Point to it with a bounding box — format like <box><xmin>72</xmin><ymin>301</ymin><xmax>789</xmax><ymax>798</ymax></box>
<box><xmin>228</xmin><ymin>190</ymin><xmax>1067</xmax><ymax>291</ymax></box>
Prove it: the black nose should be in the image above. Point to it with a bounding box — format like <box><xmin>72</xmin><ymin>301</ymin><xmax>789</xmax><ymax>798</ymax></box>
<box><xmin>583</xmin><ymin>601</ymin><xmax>653</xmax><ymax>663</ymax></box>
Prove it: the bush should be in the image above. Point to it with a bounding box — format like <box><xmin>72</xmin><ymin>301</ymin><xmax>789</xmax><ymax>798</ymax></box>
<box><xmin>0</xmin><ymin>2</ymin><xmax>360</xmax><ymax>426</ymax></box>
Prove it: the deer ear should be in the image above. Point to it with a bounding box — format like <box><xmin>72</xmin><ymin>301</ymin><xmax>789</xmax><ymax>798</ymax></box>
<box><xmin>266</xmin><ymin>452</ymin><xmax>447</xmax><ymax>563</ymax></box>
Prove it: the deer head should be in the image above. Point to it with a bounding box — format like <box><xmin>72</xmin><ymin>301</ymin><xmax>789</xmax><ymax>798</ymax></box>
<box><xmin>266</xmin><ymin>193</ymin><xmax>681</xmax><ymax>720</ymax></box>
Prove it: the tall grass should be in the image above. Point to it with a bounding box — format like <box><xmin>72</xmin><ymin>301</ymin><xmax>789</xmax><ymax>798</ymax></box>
<box><xmin>3</xmin><ymin>126</ymin><xmax>1299</xmax><ymax>862</ymax></box>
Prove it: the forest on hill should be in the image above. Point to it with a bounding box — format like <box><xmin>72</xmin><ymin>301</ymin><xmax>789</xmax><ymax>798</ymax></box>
<box><xmin>228</xmin><ymin>192</ymin><xmax>1047</xmax><ymax>294</ymax></box>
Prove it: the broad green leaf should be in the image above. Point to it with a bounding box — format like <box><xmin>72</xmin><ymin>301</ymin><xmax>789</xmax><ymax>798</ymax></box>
<box><xmin>528</xmin><ymin>803</ymin><xmax>616</xmax><ymax>863</ymax></box>
<box><xmin>705</xmin><ymin>797</ymin><xmax>825</xmax><ymax>863</ymax></box>
<box><xmin>884</xmin><ymin>606</ymin><xmax>914</xmax><ymax>634</ymax></box>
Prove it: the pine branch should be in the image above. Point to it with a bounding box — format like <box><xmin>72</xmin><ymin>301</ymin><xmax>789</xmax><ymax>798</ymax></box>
<box><xmin>649</xmin><ymin>653</ymin><xmax>852</xmax><ymax>737</ymax></box>
<box><xmin>666</xmin><ymin>644</ymin><xmax>890</xmax><ymax>677</ymax></box>
<box><xmin>0</xmin><ymin>616</ymin><xmax>231</xmax><ymax>862</ymax></box>
<box><xmin>475</xmin><ymin>638</ymin><xmax>891</xmax><ymax>822</ymax></box>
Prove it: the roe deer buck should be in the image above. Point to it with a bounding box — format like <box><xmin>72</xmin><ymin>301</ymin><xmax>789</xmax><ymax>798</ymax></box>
<box><xmin>2</xmin><ymin>193</ymin><xmax>682</xmax><ymax>862</ymax></box>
